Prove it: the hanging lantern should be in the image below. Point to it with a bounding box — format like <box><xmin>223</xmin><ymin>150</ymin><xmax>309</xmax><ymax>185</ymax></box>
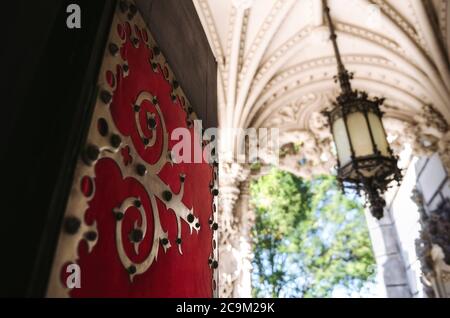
<box><xmin>321</xmin><ymin>0</ymin><xmax>402</xmax><ymax>219</ymax></box>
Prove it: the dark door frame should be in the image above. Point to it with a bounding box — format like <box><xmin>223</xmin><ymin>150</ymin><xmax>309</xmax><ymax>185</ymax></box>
<box><xmin>0</xmin><ymin>0</ymin><xmax>116</xmax><ymax>297</ymax></box>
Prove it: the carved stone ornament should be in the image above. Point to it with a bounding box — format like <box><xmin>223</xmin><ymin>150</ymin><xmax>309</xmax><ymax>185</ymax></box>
<box><xmin>216</xmin><ymin>161</ymin><xmax>251</xmax><ymax>297</ymax></box>
<box><xmin>413</xmin><ymin>189</ymin><xmax>450</xmax><ymax>298</ymax></box>
<box><xmin>412</xmin><ymin>105</ymin><xmax>449</xmax><ymax>161</ymax></box>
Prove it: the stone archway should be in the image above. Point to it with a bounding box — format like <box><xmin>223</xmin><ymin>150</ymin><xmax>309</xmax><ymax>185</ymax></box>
<box><xmin>193</xmin><ymin>0</ymin><xmax>450</xmax><ymax>297</ymax></box>
<box><xmin>217</xmin><ymin>104</ymin><xmax>450</xmax><ymax>298</ymax></box>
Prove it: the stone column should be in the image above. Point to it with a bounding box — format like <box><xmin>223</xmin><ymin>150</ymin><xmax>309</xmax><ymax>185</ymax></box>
<box><xmin>232</xmin><ymin>179</ymin><xmax>255</xmax><ymax>297</ymax></box>
<box><xmin>218</xmin><ymin>162</ymin><xmax>250</xmax><ymax>297</ymax></box>
<box><xmin>365</xmin><ymin>208</ymin><xmax>412</xmax><ymax>298</ymax></box>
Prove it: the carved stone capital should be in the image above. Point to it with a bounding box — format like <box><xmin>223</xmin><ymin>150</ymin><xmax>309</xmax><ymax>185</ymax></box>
<box><xmin>219</xmin><ymin>161</ymin><xmax>251</xmax><ymax>187</ymax></box>
<box><xmin>218</xmin><ymin>185</ymin><xmax>240</xmax><ymax>245</ymax></box>
<box><xmin>412</xmin><ymin>105</ymin><xmax>449</xmax><ymax>160</ymax></box>
<box><xmin>385</xmin><ymin>105</ymin><xmax>450</xmax><ymax>174</ymax></box>
<box><xmin>383</xmin><ymin>118</ymin><xmax>416</xmax><ymax>156</ymax></box>
<box><xmin>275</xmin><ymin>129</ymin><xmax>335</xmax><ymax>179</ymax></box>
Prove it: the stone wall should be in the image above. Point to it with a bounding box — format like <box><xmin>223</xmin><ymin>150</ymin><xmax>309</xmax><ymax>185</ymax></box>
<box><xmin>368</xmin><ymin>153</ymin><xmax>450</xmax><ymax>298</ymax></box>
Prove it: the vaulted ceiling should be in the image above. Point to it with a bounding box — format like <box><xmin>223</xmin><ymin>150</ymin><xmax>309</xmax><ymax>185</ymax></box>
<box><xmin>193</xmin><ymin>0</ymin><xmax>450</xmax><ymax>134</ymax></box>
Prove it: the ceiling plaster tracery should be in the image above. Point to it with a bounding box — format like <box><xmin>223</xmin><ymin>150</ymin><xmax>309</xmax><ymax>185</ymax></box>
<box><xmin>194</xmin><ymin>0</ymin><xmax>450</xmax><ymax>161</ymax></box>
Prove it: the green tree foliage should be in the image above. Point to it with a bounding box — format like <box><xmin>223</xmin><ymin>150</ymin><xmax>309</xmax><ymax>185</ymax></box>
<box><xmin>251</xmin><ymin>169</ymin><xmax>376</xmax><ymax>298</ymax></box>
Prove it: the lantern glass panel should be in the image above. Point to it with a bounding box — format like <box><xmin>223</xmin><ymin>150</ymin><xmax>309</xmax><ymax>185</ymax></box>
<box><xmin>368</xmin><ymin>112</ymin><xmax>389</xmax><ymax>156</ymax></box>
<box><xmin>347</xmin><ymin>112</ymin><xmax>374</xmax><ymax>158</ymax></box>
<box><xmin>332</xmin><ymin>117</ymin><xmax>352</xmax><ymax>166</ymax></box>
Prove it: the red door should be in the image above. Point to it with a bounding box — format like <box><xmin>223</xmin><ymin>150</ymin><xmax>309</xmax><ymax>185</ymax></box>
<box><xmin>47</xmin><ymin>1</ymin><xmax>218</xmax><ymax>298</ymax></box>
